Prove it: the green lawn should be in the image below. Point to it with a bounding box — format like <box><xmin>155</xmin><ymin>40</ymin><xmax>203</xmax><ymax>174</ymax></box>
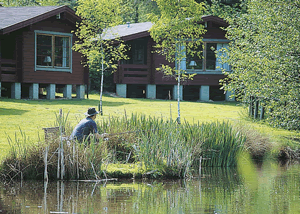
<box><xmin>0</xmin><ymin>94</ymin><xmax>299</xmax><ymax>160</ymax></box>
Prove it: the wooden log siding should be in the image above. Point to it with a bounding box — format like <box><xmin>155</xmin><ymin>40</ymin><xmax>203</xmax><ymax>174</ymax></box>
<box><xmin>153</xmin><ymin>51</ymin><xmax>175</xmax><ymax>85</ymax></box>
<box><xmin>147</xmin><ymin>38</ymin><xmax>154</xmax><ymax>84</ymax></box>
<box><xmin>202</xmin><ymin>23</ymin><xmax>227</xmax><ymax>40</ymax></box>
<box><xmin>112</xmin><ymin>16</ymin><xmax>229</xmax><ymax>87</ymax></box>
<box><xmin>121</xmin><ymin>64</ymin><xmax>149</xmax><ymax>84</ymax></box>
<box><xmin>116</xmin><ymin>61</ymin><xmax>123</xmax><ymax>84</ymax></box>
<box><xmin>0</xmin><ymin>59</ymin><xmax>17</xmax><ymax>82</ymax></box>
<box><xmin>117</xmin><ymin>52</ymin><xmax>226</xmax><ymax>86</ymax></box>
<box><xmin>21</xmin><ymin>19</ymin><xmax>85</xmax><ymax>85</ymax></box>
<box><xmin>0</xmin><ymin>38</ymin><xmax>2</xmax><ymax>81</ymax></box>
<box><xmin>16</xmin><ymin>34</ymin><xmax>23</xmax><ymax>82</ymax></box>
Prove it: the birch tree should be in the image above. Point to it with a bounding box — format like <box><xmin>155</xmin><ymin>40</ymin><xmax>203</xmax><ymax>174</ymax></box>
<box><xmin>149</xmin><ymin>0</ymin><xmax>206</xmax><ymax>124</ymax></box>
<box><xmin>222</xmin><ymin>0</ymin><xmax>300</xmax><ymax>130</ymax></box>
<box><xmin>74</xmin><ymin>0</ymin><xmax>128</xmax><ymax>115</ymax></box>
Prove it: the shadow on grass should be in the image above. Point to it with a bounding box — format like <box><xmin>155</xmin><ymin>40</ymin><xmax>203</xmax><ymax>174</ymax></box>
<box><xmin>195</xmin><ymin>101</ymin><xmax>242</xmax><ymax>107</ymax></box>
<box><xmin>136</xmin><ymin>98</ymin><xmax>242</xmax><ymax>107</ymax></box>
<box><xmin>0</xmin><ymin>107</ymin><xmax>29</xmax><ymax>115</ymax></box>
<box><xmin>0</xmin><ymin>97</ymin><xmax>131</xmax><ymax>107</ymax></box>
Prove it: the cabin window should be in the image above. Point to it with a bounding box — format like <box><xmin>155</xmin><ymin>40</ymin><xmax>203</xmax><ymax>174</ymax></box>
<box><xmin>186</xmin><ymin>42</ymin><xmax>229</xmax><ymax>72</ymax></box>
<box><xmin>35</xmin><ymin>31</ymin><xmax>72</xmax><ymax>72</ymax></box>
<box><xmin>206</xmin><ymin>43</ymin><xmax>217</xmax><ymax>70</ymax></box>
<box><xmin>186</xmin><ymin>45</ymin><xmax>203</xmax><ymax>70</ymax></box>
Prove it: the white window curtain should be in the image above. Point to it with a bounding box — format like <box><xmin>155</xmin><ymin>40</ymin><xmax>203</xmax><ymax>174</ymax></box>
<box><xmin>216</xmin><ymin>43</ymin><xmax>230</xmax><ymax>71</ymax></box>
<box><xmin>62</xmin><ymin>37</ymin><xmax>68</xmax><ymax>67</ymax></box>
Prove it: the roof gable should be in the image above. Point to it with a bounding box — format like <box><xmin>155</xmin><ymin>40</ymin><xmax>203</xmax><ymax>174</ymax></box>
<box><xmin>103</xmin><ymin>15</ymin><xmax>228</xmax><ymax>41</ymax></box>
<box><xmin>102</xmin><ymin>22</ymin><xmax>153</xmax><ymax>41</ymax></box>
<box><xmin>201</xmin><ymin>15</ymin><xmax>228</xmax><ymax>27</ymax></box>
<box><xmin>0</xmin><ymin>5</ymin><xmax>81</xmax><ymax>35</ymax></box>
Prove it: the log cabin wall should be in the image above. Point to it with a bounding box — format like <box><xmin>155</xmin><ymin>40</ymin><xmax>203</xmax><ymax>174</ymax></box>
<box><xmin>114</xmin><ymin>16</ymin><xmax>234</xmax><ymax>101</ymax></box>
<box><xmin>21</xmin><ymin>16</ymin><xmax>85</xmax><ymax>85</ymax></box>
<box><xmin>114</xmin><ymin>21</ymin><xmax>228</xmax><ymax>86</ymax></box>
<box><xmin>203</xmin><ymin>21</ymin><xmax>227</xmax><ymax>39</ymax></box>
<box><xmin>117</xmin><ymin>36</ymin><xmax>151</xmax><ymax>85</ymax></box>
<box><xmin>0</xmin><ymin>31</ymin><xmax>19</xmax><ymax>83</ymax></box>
<box><xmin>0</xmin><ymin>6</ymin><xmax>87</xmax><ymax>99</ymax></box>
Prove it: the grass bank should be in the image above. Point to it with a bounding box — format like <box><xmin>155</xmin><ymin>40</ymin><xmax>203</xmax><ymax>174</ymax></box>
<box><xmin>1</xmin><ymin>113</ymin><xmax>246</xmax><ymax>180</ymax></box>
<box><xmin>0</xmin><ymin>93</ymin><xmax>244</xmax><ymax>159</ymax></box>
<box><xmin>0</xmin><ymin>93</ymin><xmax>299</xmax><ymax>179</ymax></box>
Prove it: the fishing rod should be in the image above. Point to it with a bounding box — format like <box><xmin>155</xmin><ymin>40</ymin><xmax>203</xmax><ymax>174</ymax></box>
<box><xmin>104</xmin><ymin>130</ymin><xmax>141</xmax><ymax>137</ymax></box>
<box><xmin>101</xmin><ymin>127</ymin><xmax>167</xmax><ymax>140</ymax></box>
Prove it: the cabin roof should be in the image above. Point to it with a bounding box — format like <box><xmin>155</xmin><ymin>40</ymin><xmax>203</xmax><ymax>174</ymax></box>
<box><xmin>102</xmin><ymin>15</ymin><xmax>228</xmax><ymax>41</ymax></box>
<box><xmin>102</xmin><ymin>22</ymin><xmax>153</xmax><ymax>41</ymax></box>
<box><xmin>0</xmin><ymin>5</ymin><xmax>80</xmax><ymax>35</ymax></box>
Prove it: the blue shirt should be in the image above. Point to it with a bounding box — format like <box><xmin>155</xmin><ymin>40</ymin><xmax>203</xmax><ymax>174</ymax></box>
<box><xmin>70</xmin><ymin>117</ymin><xmax>98</xmax><ymax>141</ymax></box>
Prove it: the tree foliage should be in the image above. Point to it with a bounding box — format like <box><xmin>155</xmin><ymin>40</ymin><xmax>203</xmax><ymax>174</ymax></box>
<box><xmin>121</xmin><ymin>0</ymin><xmax>160</xmax><ymax>23</ymax></box>
<box><xmin>74</xmin><ymin>0</ymin><xmax>128</xmax><ymax>113</ymax></box>
<box><xmin>2</xmin><ymin>0</ymin><xmax>76</xmax><ymax>7</ymax></box>
<box><xmin>203</xmin><ymin>0</ymin><xmax>246</xmax><ymax>18</ymax></box>
<box><xmin>149</xmin><ymin>0</ymin><xmax>206</xmax><ymax>77</ymax></box>
<box><xmin>222</xmin><ymin>0</ymin><xmax>300</xmax><ymax>130</ymax></box>
<box><xmin>74</xmin><ymin>0</ymin><xmax>128</xmax><ymax>75</ymax></box>
<box><xmin>149</xmin><ymin>0</ymin><xmax>206</xmax><ymax>123</ymax></box>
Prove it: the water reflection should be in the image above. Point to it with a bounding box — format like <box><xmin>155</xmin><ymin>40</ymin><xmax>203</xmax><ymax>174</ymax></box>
<box><xmin>1</xmin><ymin>161</ymin><xmax>300</xmax><ymax>213</ymax></box>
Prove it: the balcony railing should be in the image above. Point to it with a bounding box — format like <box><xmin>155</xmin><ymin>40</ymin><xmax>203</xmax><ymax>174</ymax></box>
<box><xmin>0</xmin><ymin>59</ymin><xmax>17</xmax><ymax>82</ymax></box>
<box><xmin>119</xmin><ymin>64</ymin><xmax>149</xmax><ymax>84</ymax></box>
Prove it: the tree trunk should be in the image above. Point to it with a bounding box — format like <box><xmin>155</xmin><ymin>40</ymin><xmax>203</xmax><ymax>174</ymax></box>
<box><xmin>99</xmin><ymin>52</ymin><xmax>104</xmax><ymax>115</ymax></box>
<box><xmin>177</xmin><ymin>44</ymin><xmax>181</xmax><ymax>125</ymax></box>
<box><xmin>99</xmin><ymin>43</ymin><xmax>104</xmax><ymax>115</ymax></box>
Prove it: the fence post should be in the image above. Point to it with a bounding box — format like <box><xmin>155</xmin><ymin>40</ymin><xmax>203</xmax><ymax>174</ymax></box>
<box><xmin>43</xmin><ymin>181</ymin><xmax>48</xmax><ymax>213</ymax></box>
<box><xmin>249</xmin><ymin>96</ymin><xmax>254</xmax><ymax>117</ymax></box>
<box><xmin>57</xmin><ymin>141</ymin><xmax>60</xmax><ymax>179</ymax></box>
<box><xmin>44</xmin><ymin>146</ymin><xmax>48</xmax><ymax>182</ymax></box>
<box><xmin>59</xmin><ymin>109</ymin><xmax>65</xmax><ymax>180</ymax></box>
<box><xmin>260</xmin><ymin>104</ymin><xmax>265</xmax><ymax>120</ymax></box>
<box><xmin>254</xmin><ymin>98</ymin><xmax>259</xmax><ymax>119</ymax></box>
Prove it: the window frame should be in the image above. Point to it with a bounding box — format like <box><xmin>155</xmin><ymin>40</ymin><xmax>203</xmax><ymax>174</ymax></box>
<box><xmin>35</xmin><ymin>30</ymin><xmax>73</xmax><ymax>73</ymax></box>
<box><xmin>186</xmin><ymin>39</ymin><xmax>230</xmax><ymax>74</ymax></box>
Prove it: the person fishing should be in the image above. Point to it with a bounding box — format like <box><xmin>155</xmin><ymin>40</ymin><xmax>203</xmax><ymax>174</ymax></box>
<box><xmin>70</xmin><ymin>107</ymin><xmax>107</xmax><ymax>143</ymax></box>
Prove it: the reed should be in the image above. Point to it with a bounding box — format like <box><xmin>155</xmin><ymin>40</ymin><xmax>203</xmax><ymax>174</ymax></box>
<box><xmin>3</xmin><ymin>129</ymin><xmax>44</xmax><ymax>180</ymax></box>
<box><xmin>97</xmin><ymin>114</ymin><xmax>246</xmax><ymax>177</ymax></box>
<box><xmin>1</xmin><ymin>130</ymin><xmax>108</xmax><ymax>181</ymax></box>
<box><xmin>1</xmin><ymin>113</ymin><xmax>247</xmax><ymax>180</ymax></box>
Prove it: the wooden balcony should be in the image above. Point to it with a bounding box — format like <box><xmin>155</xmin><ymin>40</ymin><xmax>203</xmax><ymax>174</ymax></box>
<box><xmin>0</xmin><ymin>59</ymin><xmax>17</xmax><ymax>82</ymax></box>
<box><xmin>119</xmin><ymin>64</ymin><xmax>149</xmax><ymax>84</ymax></box>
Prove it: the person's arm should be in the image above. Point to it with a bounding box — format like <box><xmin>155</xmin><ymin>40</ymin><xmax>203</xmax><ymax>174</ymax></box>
<box><xmin>90</xmin><ymin>121</ymin><xmax>108</xmax><ymax>139</ymax></box>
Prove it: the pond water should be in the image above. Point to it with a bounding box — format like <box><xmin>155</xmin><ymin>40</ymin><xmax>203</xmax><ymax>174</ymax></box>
<box><xmin>1</xmin><ymin>159</ymin><xmax>300</xmax><ymax>213</ymax></box>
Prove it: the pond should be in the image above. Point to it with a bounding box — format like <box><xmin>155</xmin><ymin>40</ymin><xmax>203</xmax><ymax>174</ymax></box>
<box><xmin>1</xmin><ymin>159</ymin><xmax>300</xmax><ymax>213</ymax></box>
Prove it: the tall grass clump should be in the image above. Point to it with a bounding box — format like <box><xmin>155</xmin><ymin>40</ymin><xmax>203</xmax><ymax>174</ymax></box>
<box><xmin>235</xmin><ymin>123</ymin><xmax>272</xmax><ymax>161</ymax></box>
<box><xmin>132</xmin><ymin>120</ymin><xmax>246</xmax><ymax>177</ymax></box>
<box><xmin>198</xmin><ymin>122</ymin><xmax>246</xmax><ymax>167</ymax></box>
<box><xmin>1</xmin><ymin>128</ymin><xmax>43</xmax><ymax>180</ymax></box>
<box><xmin>97</xmin><ymin>114</ymin><xmax>246</xmax><ymax>177</ymax></box>
<box><xmin>1</xmin><ymin>112</ymin><xmax>247</xmax><ymax>180</ymax></box>
<box><xmin>1</xmin><ymin>133</ymin><xmax>107</xmax><ymax>181</ymax></box>
<box><xmin>0</xmin><ymin>113</ymin><xmax>107</xmax><ymax>181</ymax></box>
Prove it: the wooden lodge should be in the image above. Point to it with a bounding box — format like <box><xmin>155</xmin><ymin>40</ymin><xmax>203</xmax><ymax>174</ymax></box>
<box><xmin>0</xmin><ymin>5</ymin><xmax>88</xmax><ymax>99</ymax></box>
<box><xmin>112</xmin><ymin>15</ymin><xmax>234</xmax><ymax>101</ymax></box>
